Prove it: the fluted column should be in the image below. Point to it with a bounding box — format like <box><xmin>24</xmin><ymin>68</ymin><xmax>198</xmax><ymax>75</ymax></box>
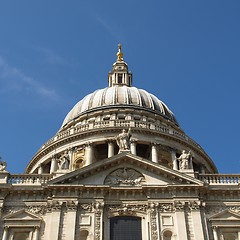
<box><xmin>130</xmin><ymin>139</ymin><xmax>137</xmax><ymax>155</ymax></box>
<box><xmin>212</xmin><ymin>226</ymin><xmax>219</xmax><ymax>240</ymax></box>
<box><xmin>151</xmin><ymin>143</ymin><xmax>158</xmax><ymax>163</ymax></box>
<box><xmin>50</xmin><ymin>156</ymin><xmax>58</xmax><ymax>174</ymax></box>
<box><xmin>2</xmin><ymin>227</ymin><xmax>8</xmax><ymax>240</ymax></box>
<box><xmin>170</xmin><ymin>149</ymin><xmax>178</xmax><ymax>170</ymax></box>
<box><xmin>108</xmin><ymin>140</ymin><xmax>114</xmax><ymax>158</ymax></box>
<box><xmin>86</xmin><ymin>143</ymin><xmax>94</xmax><ymax>166</ymax></box>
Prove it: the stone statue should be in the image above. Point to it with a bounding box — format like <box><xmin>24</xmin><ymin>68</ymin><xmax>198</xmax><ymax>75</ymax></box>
<box><xmin>116</xmin><ymin>128</ymin><xmax>131</xmax><ymax>152</ymax></box>
<box><xmin>58</xmin><ymin>151</ymin><xmax>70</xmax><ymax>170</ymax></box>
<box><xmin>0</xmin><ymin>160</ymin><xmax>7</xmax><ymax>171</ymax></box>
<box><xmin>178</xmin><ymin>150</ymin><xmax>191</xmax><ymax>170</ymax></box>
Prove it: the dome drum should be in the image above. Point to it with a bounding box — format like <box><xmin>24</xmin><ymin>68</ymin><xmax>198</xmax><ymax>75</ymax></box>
<box><xmin>26</xmin><ymin>121</ymin><xmax>216</xmax><ymax>175</ymax></box>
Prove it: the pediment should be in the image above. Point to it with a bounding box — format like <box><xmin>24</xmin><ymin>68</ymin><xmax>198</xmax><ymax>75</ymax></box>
<box><xmin>48</xmin><ymin>153</ymin><xmax>204</xmax><ymax>187</ymax></box>
<box><xmin>4</xmin><ymin>209</ymin><xmax>41</xmax><ymax>221</ymax></box>
<box><xmin>209</xmin><ymin>210</ymin><xmax>240</xmax><ymax>221</ymax></box>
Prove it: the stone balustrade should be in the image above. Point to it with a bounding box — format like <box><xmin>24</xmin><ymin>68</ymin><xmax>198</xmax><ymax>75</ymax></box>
<box><xmin>40</xmin><ymin>119</ymin><xmax>200</xmax><ymax>151</ymax></box>
<box><xmin>199</xmin><ymin>174</ymin><xmax>240</xmax><ymax>184</ymax></box>
<box><xmin>8</xmin><ymin>174</ymin><xmax>52</xmax><ymax>185</ymax></box>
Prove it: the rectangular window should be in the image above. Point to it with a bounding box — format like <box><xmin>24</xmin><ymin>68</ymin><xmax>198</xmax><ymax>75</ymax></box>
<box><xmin>110</xmin><ymin>216</ymin><xmax>142</xmax><ymax>240</ymax></box>
<box><xmin>118</xmin><ymin>74</ymin><xmax>123</xmax><ymax>84</ymax></box>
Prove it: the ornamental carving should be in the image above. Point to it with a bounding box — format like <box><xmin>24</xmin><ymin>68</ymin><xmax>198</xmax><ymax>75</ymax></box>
<box><xmin>47</xmin><ymin>201</ymin><xmax>62</xmax><ymax>212</ymax></box>
<box><xmin>3</xmin><ymin>207</ymin><xmax>21</xmax><ymax>215</ymax></box>
<box><xmin>150</xmin><ymin>210</ymin><xmax>158</xmax><ymax>240</ymax></box>
<box><xmin>80</xmin><ymin>203</ymin><xmax>93</xmax><ymax>212</ymax></box>
<box><xmin>66</xmin><ymin>201</ymin><xmax>78</xmax><ymax>211</ymax></box>
<box><xmin>107</xmin><ymin>204</ymin><xmax>147</xmax><ymax>215</ymax></box>
<box><xmin>159</xmin><ymin>203</ymin><xmax>174</xmax><ymax>212</ymax></box>
<box><xmin>3</xmin><ymin>205</ymin><xmax>47</xmax><ymax>216</ymax></box>
<box><xmin>94</xmin><ymin>202</ymin><xmax>103</xmax><ymax>240</ymax></box>
<box><xmin>26</xmin><ymin>205</ymin><xmax>47</xmax><ymax>215</ymax></box>
<box><xmin>104</xmin><ymin>168</ymin><xmax>144</xmax><ymax>186</ymax></box>
<box><xmin>173</xmin><ymin>201</ymin><xmax>185</xmax><ymax>211</ymax></box>
<box><xmin>188</xmin><ymin>201</ymin><xmax>200</xmax><ymax>211</ymax></box>
<box><xmin>205</xmin><ymin>205</ymin><xmax>240</xmax><ymax>217</ymax></box>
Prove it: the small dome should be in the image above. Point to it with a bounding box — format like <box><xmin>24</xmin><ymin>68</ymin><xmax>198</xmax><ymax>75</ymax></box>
<box><xmin>61</xmin><ymin>85</ymin><xmax>178</xmax><ymax>128</ymax></box>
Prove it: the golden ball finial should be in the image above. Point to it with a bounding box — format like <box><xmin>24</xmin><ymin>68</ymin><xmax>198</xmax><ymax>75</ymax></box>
<box><xmin>117</xmin><ymin>43</ymin><xmax>123</xmax><ymax>61</ymax></box>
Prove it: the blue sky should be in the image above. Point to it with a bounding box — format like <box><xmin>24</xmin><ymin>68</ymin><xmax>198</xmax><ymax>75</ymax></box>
<box><xmin>0</xmin><ymin>1</ymin><xmax>240</xmax><ymax>174</ymax></box>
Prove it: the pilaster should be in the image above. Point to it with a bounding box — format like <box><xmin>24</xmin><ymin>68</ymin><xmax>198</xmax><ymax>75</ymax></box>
<box><xmin>189</xmin><ymin>201</ymin><xmax>205</xmax><ymax>240</ymax></box>
<box><xmin>65</xmin><ymin>201</ymin><xmax>78</xmax><ymax>240</ymax></box>
<box><xmin>47</xmin><ymin>201</ymin><xmax>62</xmax><ymax>240</ymax></box>
<box><xmin>174</xmin><ymin>201</ymin><xmax>188</xmax><ymax>240</ymax></box>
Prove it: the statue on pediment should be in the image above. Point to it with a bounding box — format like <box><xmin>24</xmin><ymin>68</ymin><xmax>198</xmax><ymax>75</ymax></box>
<box><xmin>0</xmin><ymin>157</ymin><xmax>6</xmax><ymax>171</ymax></box>
<box><xmin>178</xmin><ymin>150</ymin><xmax>191</xmax><ymax>170</ymax></box>
<box><xmin>116</xmin><ymin>128</ymin><xmax>131</xmax><ymax>152</ymax></box>
<box><xmin>58</xmin><ymin>151</ymin><xmax>70</xmax><ymax>170</ymax></box>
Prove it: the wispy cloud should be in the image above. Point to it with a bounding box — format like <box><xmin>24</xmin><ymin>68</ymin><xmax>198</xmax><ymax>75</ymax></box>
<box><xmin>96</xmin><ymin>16</ymin><xmax>122</xmax><ymax>40</ymax></box>
<box><xmin>0</xmin><ymin>56</ymin><xmax>58</xmax><ymax>99</ymax></box>
<box><xmin>36</xmin><ymin>47</ymin><xmax>66</xmax><ymax>65</ymax></box>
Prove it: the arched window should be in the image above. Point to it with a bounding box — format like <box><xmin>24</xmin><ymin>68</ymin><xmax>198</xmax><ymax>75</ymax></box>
<box><xmin>73</xmin><ymin>158</ymin><xmax>84</xmax><ymax>170</ymax></box>
<box><xmin>110</xmin><ymin>216</ymin><xmax>142</xmax><ymax>240</ymax></box>
<box><xmin>79</xmin><ymin>230</ymin><xmax>89</xmax><ymax>240</ymax></box>
<box><xmin>163</xmin><ymin>230</ymin><xmax>173</xmax><ymax>240</ymax></box>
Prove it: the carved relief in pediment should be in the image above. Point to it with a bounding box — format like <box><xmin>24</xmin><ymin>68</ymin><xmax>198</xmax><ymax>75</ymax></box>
<box><xmin>104</xmin><ymin>167</ymin><xmax>145</xmax><ymax>186</ymax></box>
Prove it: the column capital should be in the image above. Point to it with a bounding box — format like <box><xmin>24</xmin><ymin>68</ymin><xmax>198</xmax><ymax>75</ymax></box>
<box><xmin>130</xmin><ymin>138</ymin><xmax>137</xmax><ymax>144</ymax></box>
<box><xmin>151</xmin><ymin>142</ymin><xmax>158</xmax><ymax>146</ymax></box>
<box><xmin>167</xmin><ymin>146</ymin><xmax>177</xmax><ymax>153</ymax></box>
<box><xmin>107</xmin><ymin>138</ymin><xmax>115</xmax><ymax>144</ymax></box>
<box><xmin>86</xmin><ymin>141</ymin><xmax>93</xmax><ymax>147</ymax></box>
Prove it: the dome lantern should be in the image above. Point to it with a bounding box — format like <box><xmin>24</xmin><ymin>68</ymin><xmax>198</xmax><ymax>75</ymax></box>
<box><xmin>108</xmin><ymin>44</ymin><xmax>132</xmax><ymax>87</ymax></box>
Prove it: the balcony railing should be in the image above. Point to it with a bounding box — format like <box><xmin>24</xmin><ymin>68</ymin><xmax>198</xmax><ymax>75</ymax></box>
<box><xmin>199</xmin><ymin>174</ymin><xmax>240</xmax><ymax>185</ymax></box>
<box><xmin>41</xmin><ymin>119</ymin><xmax>197</xmax><ymax>150</ymax></box>
<box><xmin>8</xmin><ymin>174</ymin><xmax>52</xmax><ymax>185</ymax></box>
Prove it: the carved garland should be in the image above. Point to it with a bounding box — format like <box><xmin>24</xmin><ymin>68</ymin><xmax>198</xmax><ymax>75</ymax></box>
<box><xmin>104</xmin><ymin>168</ymin><xmax>145</xmax><ymax>186</ymax></box>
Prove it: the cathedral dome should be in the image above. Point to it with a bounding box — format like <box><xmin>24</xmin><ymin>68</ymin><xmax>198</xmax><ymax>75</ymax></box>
<box><xmin>61</xmin><ymin>85</ymin><xmax>178</xmax><ymax>128</ymax></box>
<box><xmin>25</xmin><ymin>44</ymin><xmax>217</xmax><ymax>175</ymax></box>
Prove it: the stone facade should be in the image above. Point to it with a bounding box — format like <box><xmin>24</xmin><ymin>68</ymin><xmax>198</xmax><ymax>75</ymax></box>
<box><xmin>0</xmin><ymin>45</ymin><xmax>239</xmax><ymax>240</ymax></box>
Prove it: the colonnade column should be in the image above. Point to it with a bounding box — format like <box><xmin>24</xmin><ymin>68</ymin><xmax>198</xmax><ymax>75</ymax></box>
<box><xmin>38</xmin><ymin>164</ymin><xmax>43</xmax><ymax>174</ymax></box>
<box><xmin>170</xmin><ymin>148</ymin><xmax>178</xmax><ymax>170</ymax></box>
<box><xmin>200</xmin><ymin>164</ymin><xmax>205</xmax><ymax>174</ymax></box>
<box><xmin>130</xmin><ymin>139</ymin><xmax>137</xmax><ymax>155</ymax></box>
<box><xmin>33</xmin><ymin>226</ymin><xmax>40</xmax><ymax>240</ymax></box>
<box><xmin>2</xmin><ymin>227</ymin><xmax>8</xmax><ymax>240</ymax></box>
<box><xmin>212</xmin><ymin>226</ymin><xmax>219</xmax><ymax>240</ymax></box>
<box><xmin>151</xmin><ymin>143</ymin><xmax>158</xmax><ymax>163</ymax></box>
<box><xmin>68</xmin><ymin>147</ymin><xmax>74</xmax><ymax>170</ymax></box>
<box><xmin>86</xmin><ymin>142</ymin><xmax>94</xmax><ymax>166</ymax></box>
<box><xmin>50</xmin><ymin>156</ymin><xmax>58</xmax><ymax>174</ymax></box>
<box><xmin>108</xmin><ymin>140</ymin><xmax>114</xmax><ymax>158</ymax></box>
